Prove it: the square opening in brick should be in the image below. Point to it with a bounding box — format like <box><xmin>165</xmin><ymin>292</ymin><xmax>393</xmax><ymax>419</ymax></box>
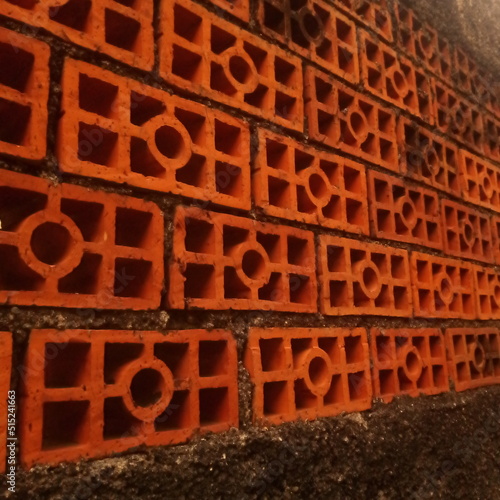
<box><xmin>258</xmin><ymin>272</ymin><xmax>283</xmax><ymax>301</ymax></box>
<box><xmin>199</xmin><ymin>340</ymin><xmax>228</xmax><ymax>377</ymax></box>
<box><xmin>289</xmin><ymin>274</ymin><xmax>311</xmax><ymax>304</ymax></box>
<box><xmin>214</xmin><ymin>120</ymin><xmax>241</xmax><ymax>156</ymax></box>
<box><xmin>174</xmin><ymin>3</ymin><xmax>203</xmax><ymax>43</ymax></box>
<box><xmin>185</xmin><ymin>264</ymin><xmax>216</xmax><ymax>299</ymax></box>
<box><xmin>323</xmin><ymin>373</ymin><xmax>344</xmax><ymax>406</ymax></box>
<box><xmin>288</xmin><ymin>236</ymin><xmax>309</xmax><ymax>266</ymax></box>
<box><xmin>172</xmin><ymin>45</ymin><xmax>203</xmax><ymax>82</ymax></box>
<box><xmin>275</xmin><ymin>56</ymin><xmax>298</xmax><ymax>86</ymax></box>
<box><xmin>61</xmin><ymin>199</ymin><xmax>105</xmax><ymax>242</ymax></box>
<box><xmin>432</xmin><ymin>365</ymin><xmax>447</xmax><ymax>388</ymax></box>
<box><xmin>263</xmin><ymin>380</ymin><xmax>288</xmax><ymax>416</ymax></box>
<box><xmin>0</xmin><ymin>42</ymin><xmax>34</xmax><ymax>92</ymax></box>
<box><xmin>114</xmin><ymin>258</ymin><xmax>153</xmax><ymax>298</ymax></box>
<box><xmin>79</xmin><ymin>73</ymin><xmax>119</xmax><ymax>118</ymax></box>
<box><xmin>327</xmin><ymin>245</ymin><xmax>346</xmax><ymax>272</ymax></box>
<box><xmin>155</xmin><ymin>390</ymin><xmax>191</xmax><ymax>430</ymax></box>
<box><xmin>264</xmin><ymin>1</ymin><xmax>285</xmax><ymax>36</ymax></box>
<box><xmin>294</xmin><ymin>378</ymin><xmax>317</xmax><ymax>409</ymax></box>
<box><xmin>348</xmin><ymin>371</ymin><xmax>368</xmax><ymax>400</ymax></box>
<box><xmin>265</xmin><ymin>138</ymin><xmax>288</xmax><ymax>170</ymax></box>
<box><xmin>105</xmin><ymin>9</ymin><xmax>141</xmax><ymax>51</ymax></box>
<box><xmin>104</xmin><ymin>342</ymin><xmax>144</xmax><ymax>384</ymax></box>
<box><xmin>130</xmin><ymin>92</ymin><xmax>166</xmax><ymax>126</ymax></box>
<box><xmin>268</xmin><ymin>176</ymin><xmax>290</xmax><ymax>208</ymax></box>
<box><xmin>215</xmin><ymin>162</ymin><xmax>243</xmax><ymax>198</ymax></box>
<box><xmin>0</xmin><ymin>186</ymin><xmax>47</xmax><ymax>231</ymax></box>
<box><xmin>175</xmin><ymin>154</ymin><xmax>206</xmax><ymax>187</ymax></box>
<box><xmin>155</xmin><ymin>342</ymin><xmax>190</xmax><ymax>379</ymax></box>
<box><xmin>224</xmin><ymin>266</ymin><xmax>251</xmax><ymax>299</ymax></box>
<box><xmin>0</xmin><ymin>97</ymin><xmax>31</xmax><ymax>146</ymax></box>
<box><xmin>291</xmin><ymin>337</ymin><xmax>313</xmax><ymax>366</ymax></box>
<box><xmin>199</xmin><ymin>387</ymin><xmax>229</xmax><ymax>425</ymax></box>
<box><xmin>259</xmin><ymin>338</ymin><xmax>286</xmax><ymax>371</ymax></box>
<box><xmin>42</xmin><ymin>401</ymin><xmax>90</xmax><ymax>450</ymax></box>
<box><xmin>130</xmin><ymin>136</ymin><xmax>167</xmax><ymax>179</ymax></box>
<box><xmin>58</xmin><ymin>253</ymin><xmax>102</xmax><ymax>295</ymax></box>
<box><xmin>318</xmin><ymin>337</ymin><xmax>340</xmax><ymax>363</ymax></box>
<box><xmin>44</xmin><ymin>342</ymin><xmax>90</xmax><ymax>388</ymax></box>
<box><xmin>376</xmin><ymin>335</ymin><xmax>392</xmax><ymax>361</ymax></box>
<box><xmin>78</xmin><ymin>123</ymin><xmax>118</xmax><ymax>166</ymax></box>
<box><xmin>275</xmin><ymin>92</ymin><xmax>297</xmax><ymax>121</ymax></box>
<box><xmin>103</xmin><ymin>397</ymin><xmax>141</xmax><ymax>440</ymax></box>
<box><xmin>344</xmin><ymin>335</ymin><xmax>365</xmax><ymax>363</ymax></box>
<box><xmin>379</xmin><ymin>369</ymin><xmax>396</xmax><ymax>395</ymax></box>
<box><xmin>49</xmin><ymin>0</ymin><xmax>91</xmax><ymax>31</ymax></box>
<box><xmin>115</xmin><ymin>208</ymin><xmax>153</xmax><ymax>249</ymax></box>
<box><xmin>329</xmin><ymin>280</ymin><xmax>349</xmax><ymax>307</ymax></box>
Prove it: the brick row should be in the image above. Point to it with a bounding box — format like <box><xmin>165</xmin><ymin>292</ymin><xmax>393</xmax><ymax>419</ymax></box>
<box><xmin>58</xmin><ymin>59</ymin><xmax>252</xmax><ymax>211</ymax></box>
<box><xmin>0</xmin><ymin>332</ymin><xmax>12</xmax><ymax>474</ymax></box>
<box><xmin>0</xmin><ymin>169</ymin><xmax>163</xmax><ymax>309</ymax></box>
<box><xmin>20</xmin><ymin>329</ymin><xmax>238</xmax><ymax>467</ymax></box>
<box><xmin>0</xmin><ymin>0</ymin><xmax>154</xmax><ymax>70</ymax></box>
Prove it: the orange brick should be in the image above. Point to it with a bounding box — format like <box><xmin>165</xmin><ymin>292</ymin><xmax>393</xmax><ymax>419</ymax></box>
<box><xmin>159</xmin><ymin>0</ymin><xmax>304</xmax><ymax>131</ymax></box>
<box><xmin>410</xmin><ymin>252</ymin><xmax>476</xmax><ymax>319</ymax></box>
<box><xmin>254</xmin><ymin>128</ymin><xmax>369</xmax><ymax>234</ymax></box>
<box><xmin>459</xmin><ymin>150</ymin><xmax>500</xmax><ymax>212</ymax></box>
<box><xmin>483</xmin><ymin>114</ymin><xmax>500</xmax><ymax>164</ymax></box>
<box><xmin>0</xmin><ymin>27</ymin><xmax>49</xmax><ymax>160</ymax></box>
<box><xmin>332</xmin><ymin>0</ymin><xmax>393</xmax><ymax>42</ymax></box>
<box><xmin>359</xmin><ymin>31</ymin><xmax>434</xmax><ymax>123</ymax></box>
<box><xmin>319</xmin><ymin>235</ymin><xmax>412</xmax><ymax>316</ymax></box>
<box><xmin>491</xmin><ymin>216</ymin><xmax>500</xmax><ymax>265</ymax></box>
<box><xmin>57</xmin><ymin>59</ymin><xmax>251</xmax><ymax>211</ymax></box>
<box><xmin>474</xmin><ymin>266</ymin><xmax>500</xmax><ymax>320</ymax></box>
<box><xmin>371</xmin><ymin>328</ymin><xmax>449</xmax><ymax>403</ymax></box>
<box><xmin>0</xmin><ymin>169</ymin><xmax>163</xmax><ymax>309</ymax></box>
<box><xmin>245</xmin><ymin>327</ymin><xmax>371</xmax><ymax>425</ymax></box>
<box><xmin>398</xmin><ymin>117</ymin><xmax>460</xmax><ymax>195</ymax></box>
<box><xmin>168</xmin><ymin>206</ymin><xmax>317</xmax><ymax>312</ymax></box>
<box><xmin>441</xmin><ymin>199</ymin><xmax>493</xmax><ymax>264</ymax></box>
<box><xmin>205</xmin><ymin>0</ymin><xmax>250</xmax><ymax>20</ymax></box>
<box><xmin>368</xmin><ymin>170</ymin><xmax>442</xmax><ymax>250</ymax></box>
<box><xmin>445</xmin><ymin>328</ymin><xmax>500</xmax><ymax>392</ymax></box>
<box><xmin>258</xmin><ymin>0</ymin><xmax>359</xmax><ymax>83</ymax></box>
<box><xmin>394</xmin><ymin>4</ymin><xmax>452</xmax><ymax>83</ymax></box>
<box><xmin>20</xmin><ymin>329</ymin><xmax>238</xmax><ymax>467</ymax></box>
<box><xmin>305</xmin><ymin>66</ymin><xmax>398</xmax><ymax>171</ymax></box>
<box><xmin>434</xmin><ymin>80</ymin><xmax>484</xmax><ymax>154</ymax></box>
<box><xmin>0</xmin><ymin>332</ymin><xmax>12</xmax><ymax>474</ymax></box>
<box><xmin>0</xmin><ymin>0</ymin><xmax>154</xmax><ymax>70</ymax></box>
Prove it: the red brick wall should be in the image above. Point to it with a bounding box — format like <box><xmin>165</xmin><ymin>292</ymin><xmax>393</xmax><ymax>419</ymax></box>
<box><xmin>0</xmin><ymin>0</ymin><xmax>500</xmax><ymax>471</ymax></box>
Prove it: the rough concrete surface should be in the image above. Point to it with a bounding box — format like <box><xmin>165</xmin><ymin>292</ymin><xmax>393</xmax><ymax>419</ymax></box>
<box><xmin>2</xmin><ymin>386</ymin><xmax>500</xmax><ymax>499</ymax></box>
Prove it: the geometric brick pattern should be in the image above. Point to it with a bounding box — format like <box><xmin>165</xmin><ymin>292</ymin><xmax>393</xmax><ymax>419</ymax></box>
<box><xmin>0</xmin><ymin>332</ymin><xmax>11</xmax><ymax>474</ymax></box>
<box><xmin>0</xmin><ymin>0</ymin><xmax>154</xmax><ymax>70</ymax></box>
<box><xmin>446</xmin><ymin>328</ymin><xmax>500</xmax><ymax>392</ymax></box>
<box><xmin>0</xmin><ymin>169</ymin><xmax>163</xmax><ymax>309</ymax></box>
<box><xmin>245</xmin><ymin>327</ymin><xmax>372</xmax><ymax>425</ymax></box>
<box><xmin>474</xmin><ymin>266</ymin><xmax>500</xmax><ymax>320</ymax></box>
<box><xmin>169</xmin><ymin>206</ymin><xmax>317</xmax><ymax>313</ymax></box>
<box><xmin>159</xmin><ymin>0</ymin><xmax>304</xmax><ymax>131</ymax></box>
<box><xmin>58</xmin><ymin>59</ymin><xmax>252</xmax><ymax>211</ymax></box>
<box><xmin>319</xmin><ymin>235</ymin><xmax>412</xmax><ymax>317</ymax></box>
<box><xmin>410</xmin><ymin>252</ymin><xmax>476</xmax><ymax>319</ymax></box>
<box><xmin>20</xmin><ymin>329</ymin><xmax>238</xmax><ymax>467</ymax></box>
<box><xmin>368</xmin><ymin>170</ymin><xmax>442</xmax><ymax>250</ymax></box>
<box><xmin>257</xmin><ymin>0</ymin><xmax>359</xmax><ymax>83</ymax></box>
<box><xmin>0</xmin><ymin>27</ymin><xmax>50</xmax><ymax>161</ymax></box>
<box><xmin>371</xmin><ymin>328</ymin><xmax>449</xmax><ymax>403</ymax></box>
<box><xmin>255</xmin><ymin>129</ymin><xmax>369</xmax><ymax>233</ymax></box>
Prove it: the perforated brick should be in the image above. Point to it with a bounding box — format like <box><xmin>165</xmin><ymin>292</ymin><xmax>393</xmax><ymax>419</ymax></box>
<box><xmin>168</xmin><ymin>206</ymin><xmax>317</xmax><ymax>312</ymax></box>
<box><xmin>20</xmin><ymin>329</ymin><xmax>238</xmax><ymax>467</ymax></box>
<box><xmin>483</xmin><ymin>114</ymin><xmax>500</xmax><ymax>163</ymax></box>
<box><xmin>159</xmin><ymin>0</ymin><xmax>304</xmax><ymax>131</ymax></box>
<box><xmin>394</xmin><ymin>4</ymin><xmax>452</xmax><ymax>83</ymax></box>
<box><xmin>441</xmin><ymin>199</ymin><xmax>493</xmax><ymax>264</ymax></box>
<box><xmin>434</xmin><ymin>80</ymin><xmax>484</xmax><ymax>154</ymax></box>
<box><xmin>58</xmin><ymin>59</ymin><xmax>251</xmax><ymax>211</ymax></box>
<box><xmin>0</xmin><ymin>27</ymin><xmax>49</xmax><ymax>160</ymax></box>
<box><xmin>368</xmin><ymin>170</ymin><xmax>442</xmax><ymax>250</ymax></box>
<box><xmin>0</xmin><ymin>332</ymin><xmax>12</xmax><ymax>474</ymax></box>
<box><xmin>0</xmin><ymin>169</ymin><xmax>163</xmax><ymax>309</ymax></box>
<box><xmin>305</xmin><ymin>66</ymin><xmax>398</xmax><ymax>171</ymax></box>
<box><xmin>371</xmin><ymin>328</ymin><xmax>449</xmax><ymax>403</ymax></box>
<box><xmin>332</xmin><ymin>0</ymin><xmax>393</xmax><ymax>42</ymax></box>
<box><xmin>446</xmin><ymin>328</ymin><xmax>500</xmax><ymax>391</ymax></box>
<box><xmin>410</xmin><ymin>252</ymin><xmax>476</xmax><ymax>319</ymax></box>
<box><xmin>245</xmin><ymin>327</ymin><xmax>371</xmax><ymax>425</ymax></box>
<box><xmin>397</xmin><ymin>117</ymin><xmax>460</xmax><ymax>195</ymax></box>
<box><xmin>492</xmin><ymin>216</ymin><xmax>500</xmax><ymax>265</ymax></box>
<box><xmin>319</xmin><ymin>235</ymin><xmax>412</xmax><ymax>316</ymax></box>
<box><xmin>474</xmin><ymin>266</ymin><xmax>500</xmax><ymax>320</ymax></box>
<box><xmin>0</xmin><ymin>0</ymin><xmax>154</xmax><ymax>70</ymax></box>
<box><xmin>459</xmin><ymin>150</ymin><xmax>500</xmax><ymax>212</ymax></box>
<box><xmin>359</xmin><ymin>31</ymin><xmax>434</xmax><ymax>122</ymax></box>
<box><xmin>205</xmin><ymin>0</ymin><xmax>250</xmax><ymax>20</ymax></box>
<box><xmin>258</xmin><ymin>0</ymin><xmax>359</xmax><ymax>83</ymax></box>
<box><xmin>254</xmin><ymin>128</ymin><xmax>369</xmax><ymax>234</ymax></box>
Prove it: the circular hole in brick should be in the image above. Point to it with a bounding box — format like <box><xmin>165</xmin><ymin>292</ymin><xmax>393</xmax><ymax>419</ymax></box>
<box><xmin>402</xmin><ymin>200</ymin><xmax>417</xmax><ymax>226</ymax></box>
<box><xmin>242</xmin><ymin>249</ymin><xmax>266</xmax><ymax>280</ymax></box>
<box><xmin>453</xmin><ymin>109</ymin><xmax>466</xmax><ymax>131</ymax></box>
<box><xmin>308</xmin><ymin>355</ymin><xmax>330</xmax><ymax>387</ymax></box>
<box><xmin>392</xmin><ymin>69</ymin><xmax>408</xmax><ymax>95</ymax></box>
<box><xmin>463</xmin><ymin>220</ymin><xmax>475</xmax><ymax>245</ymax></box>
<box><xmin>350</xmin><ymin>111</ymin><xmax>368</xmax><ymax>139</ymax></box>
<box><xmin>405</xmin><ymin>349</ymin><xmax>421</xmax><ymax>377</ymax></box>
<box><xmin>473</xmin><ymin>343</ymin><xmax>486</xmax><ymax>372</ymax></box>
<box><xmin>229</xmin><ymin>55</ymin><xmax>253</xmax><ymax>84</ymax></box>
<box><xmin>130</xmin><ymin>368</ymin><xmax>165</xmax><ymax>408</ymax></box>
<box><xmin>426</xmin><ymin>147</ymin><xmax>440</xmax><ymax>173</ymax></box>
<box><xmin>31</xmin><ymin>222</ymin><xmax>72</xmax><ymax>265</ymax></box>
<box><xmin>482</xmin><ymin>174</ymin><xmax>494</xmax><ymax>198</ymax></box>
<box><xmin>440</xmin><ymin>276</ymin><xmax>453</xmax><ymax>302</ymax></box>
<box><xmin>362</xmin><ymin>266</ymin><xmax>379</xmax><ymax>294</ymax></box>
<box><xmin>155</xmin><ymin>125</ymin><xmax>185</xmax><ymax>159</ymax></box>
<box><xmin>302</xmin><ymin>12</ymin><xmax>322</xmax><ymax>40</ymax></box>
<box><xmin>308</xmin><ymin>173</ymin><xmax>329</xmax><ymax>200</ymax></box>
